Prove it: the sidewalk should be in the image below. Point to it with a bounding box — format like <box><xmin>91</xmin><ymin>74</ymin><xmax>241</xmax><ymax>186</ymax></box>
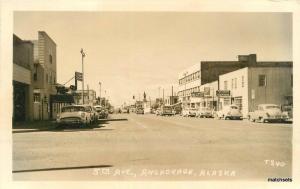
<box><xmin>13</xmin><ymin>120</ymin><xmax>56</xmax><ymax>132</ymax></box>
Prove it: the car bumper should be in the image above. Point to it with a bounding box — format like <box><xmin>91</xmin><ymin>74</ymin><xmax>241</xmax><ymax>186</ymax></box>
<box><xmin>57</xmin><ymin>118</ymin><xmax>85</xmax><ymax>125</ymax></box>
<box><xmin>227</xmin><ymin>116</ymin><xmax>243</xmax><ymax>119</ymax></box>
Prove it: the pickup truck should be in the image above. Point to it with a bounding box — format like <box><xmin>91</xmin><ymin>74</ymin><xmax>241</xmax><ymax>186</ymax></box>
<box><xmin>248</xmin><ymin>104</ymin><xmax>288</xmax><ymax>123</ymax></box>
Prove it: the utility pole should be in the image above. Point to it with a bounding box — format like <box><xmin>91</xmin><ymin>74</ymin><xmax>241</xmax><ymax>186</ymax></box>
<box><xmin>87</xmin><ymin>84</ymin><xmax>89</xmax><ymax>104</ymax></box>
<box><xmin>158</xmin><ymin>87</ymin><xmax>161</xmax><ymax>99</ymax></box>
<box><xmin>171</xmin><ymin>85</ymin><xmax>173</xmax><ymax>105</ymax></box>
<box><xmin>99</xmin><ymin>82</ymin><xmax>101</xmax><ymax>105</ymax></box>
<box><xmin>163</xmin><ymin>88</ymin><xmax>165</xmax><ymax>106</ymax></box>
<box><xmin>80</xmin><ymin>48</ymin><xmax>86</xmax><ymax>104</ymax></box>
<box><xmin>104</xmin><ymin>90</ymin><xmax>107</xmax><ymax>108</ymax></box>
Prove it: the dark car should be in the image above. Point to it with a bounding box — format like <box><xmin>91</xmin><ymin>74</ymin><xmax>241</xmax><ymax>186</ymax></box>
<box><xmin>94</xmin><ymin>105</ymin><xmax>108</xmax><ymax>119</ymax></box>
<box><xmin>160</xmin><ymin>106</ymin><xmax>174</xmax><ymax>116</ymax></box>
<box><xmin>136</xmin><ymin>108</ymin><xmax>144</xmax><ymax>114</ymax></box>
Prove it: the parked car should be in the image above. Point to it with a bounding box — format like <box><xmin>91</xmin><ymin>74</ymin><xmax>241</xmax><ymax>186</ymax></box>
<box><xmin>89</xmin><ymin>105</ymin><xmax>98</xmax><ymax>123</ymax></box>
<box><xmin>94</xmin><ymin>105</ymin><xmax>108</xmax><ymax>119</ymax></box>
<box><xmin>181</xmin><ymin>108</ymin><xmax>197</xmax><ymax>117</ymax></box>
<box><xmin>216</xmin><ymin>104</ymin><xmax>243</xmax><ymax>120</ymax></box>
<box><xmin>108</xmin><ymin>108</ymin><xmax>114</xmax><ymax>114</ymax></box>
<box><xmin>160</xmin><ymin>106</ymin><xmax>174</xmax><ymax>116</ymax></box>
<box><xmin>281</xmin><ymin>104</ymin><xmax>293</xmax><ymax>122</ymax></box>
<box><xmin>196</xmin><ymin>107</ymin><xmax>214</xmax><ymax>118</ymax></box>
<box><xmin>155</xmin><ymin>109</ymin><xmax>161</xmax><ymax>116</ymax></box>
<box><xmin>56</xmin><ymin>105</ymin><xmax>93</xmax><ymax>127</ymax></box>
<box><xmin>136</xmin><ymin>108</ymin><xmax>144</xmax><ymax>114</ymax></box>
<box><xmin>121</xmin><ymin>108</ymin><xmax>129</xmax><ymax>113</ymax></box>
<box><xmin>248</xmin><ymin>104</ymin><xmax>288</xmax><ymax>123</ymax></box>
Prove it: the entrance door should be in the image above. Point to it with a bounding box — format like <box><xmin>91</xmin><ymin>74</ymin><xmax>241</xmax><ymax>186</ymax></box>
<box><xmin>13</xmin><ymin>82</ymin><xmax>26</xmax><ymax>121</ymax></box>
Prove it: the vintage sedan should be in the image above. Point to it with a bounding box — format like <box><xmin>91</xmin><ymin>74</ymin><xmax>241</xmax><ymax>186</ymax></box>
<box><xmin>196</xmin><ymin>107</ymin><xmax>214</xmax><ymax>118</ymax></box>
<box><xmin>56</xmin><ymin>105</ymin><xmax>93</xmax><ymax>127</ymax></box>
<box><xmin>216</xmin><ymin>104</ymin><xmax>243</xmax><ymax>120</ymax></box>
<box><xmin>248</xmin><ymin>104</ymin><xmax>288</xmax><ymax>123</ymax></box>
<box><xmin>181</xmin><ymin>108</ymin><xmax>197</xmax><ymax>117</ymax></box>
<box><xmin>159</xmin><ymin>106</ymin><xmax>174</xmax><ymax>116</ymax></box>
<box><xmin>94</xmin><ymin>105</ymin><xmax>108</xmax><ymax>119</ymax></box>
<box><xmin>136</xmin><ymin>108</ymin><xmax>144</xmax><ymax>114</ymax></box>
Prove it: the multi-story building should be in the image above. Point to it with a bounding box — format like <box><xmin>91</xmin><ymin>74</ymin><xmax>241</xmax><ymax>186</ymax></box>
<box><xmin>13</xmin><ymin>34</ymin><xmax>34</xmax><ymax>121</ymax></box>
<box><xmin>218</xmin><ymin>63</ymin><xmax>292</xmax><ymax>117</ymax></box>
<box><xmin>178</xmin><ymin>54</ymin><xmax>293</xmax><ymax>115</ymax></box>
<box><xmin>31</xmin><ymin>31</ymin><xmax>57</xmax><ymax>120</ymax></box>
<box><xmin>178</xmin><ymin>54</ymin><xmax>256</xmax><ymax>108</ymax></box>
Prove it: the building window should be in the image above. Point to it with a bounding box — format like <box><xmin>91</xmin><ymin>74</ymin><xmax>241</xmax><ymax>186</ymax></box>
<box><xmin>291</xmin><ymin>74</ymin><xmax>293</xmax><ymax>87</ymax></box>
<box><xmin>258</xmin><ymin>75</ymin><xmax>267</xmax><ymax>86</ymax></box>
<box><xmin>34</xmin><ymin>93</ymin><xmax>41</xmax><ymax>102</ymax></box>
<box><xmin>49</xmin><ymin>54</ymin><xmax>52</xmax><ymax>64</ymax></box>
<box><xmin>242</xmin><ymin>76</ymin><xmax>244</xmax><ymax>88</ymax></box>
<box><xmin>46</xmin><ymin>73</ymin><xmax>48</xmax><ymax>83</ymax></box>
<box><xmin>49</xmin><ymin>72</ymin><xmax>52</xmax><ymax>84</ymax></box>
<box><xmin>231</xmin><ymin>79</ymin><xmax>234</xmax><ymax>89</ymax></box>
<box><xmin>234</xmin><ymin>78</ymin><xmax>237</xmax><ymax>89</ymax></box>
<box><xmin>224</xmin><ymin>81</ymin><xmax>228</xmax><ymax>90</ymax></box>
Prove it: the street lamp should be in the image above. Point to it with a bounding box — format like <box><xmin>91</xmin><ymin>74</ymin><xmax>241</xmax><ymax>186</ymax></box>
<box><xmin>80</xmin><ymin>48</ymin><xmax>86</xmax><ymax>104</ymax></box>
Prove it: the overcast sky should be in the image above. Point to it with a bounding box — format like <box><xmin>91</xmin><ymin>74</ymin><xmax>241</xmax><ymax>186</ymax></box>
<box><xmin>14</xmin><ymin>12</ymin><xmax>292</xmax><ymax>107</ymax></box>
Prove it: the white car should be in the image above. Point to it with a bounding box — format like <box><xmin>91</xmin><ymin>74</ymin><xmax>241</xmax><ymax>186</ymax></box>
<box><xmin>216</xmin><ymin>104</ymin><xmax>243</xmax><ymax>120</ymax></box>
<box><xmin>248</xmin><ymin>104</ymin><xmax>288</xmax><ymax>123</ymax></box>
<box><xmin>57</xmin><ymin>105</ymin><xmax>93</xmax><ymax>127</ymax></box>
<box><xmin>196</xmin><ymin>107</ymin><xmax>214</xmax><ymax>118</ymax></box>
<box><xmin>181</xmin><ymin>108</ymin><xmax>197</xmax><ymax>117</ymax></box>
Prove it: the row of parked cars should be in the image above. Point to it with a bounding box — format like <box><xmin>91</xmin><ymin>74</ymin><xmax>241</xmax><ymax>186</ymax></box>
<box><xmin>158</xmin><ymin>103</ymin><xmax>292</xmax><ymax>123</ymax></box>
<box><xmin>56</xmin><ymin>104</ymin><xmax>110</xmax><ymax>127</ymax></box>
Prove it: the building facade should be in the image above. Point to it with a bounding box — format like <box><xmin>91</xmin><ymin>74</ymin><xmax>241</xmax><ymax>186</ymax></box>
<box><xmin>31</xmin><ymin>31</ymin><xmax>57</xmax><ymax>120</ymax></box>
<box><xmin>73</xmin><ymin>90</ymin><xmax>97</xmax><ymax>105</ymax></box>
<box><xmin>178</xmin><ymin>54</ymin><xmax>293</xmax><ymax>116</ymax></box>
<box><xmin>164</xmin><ymin>96</ymin><xmax>179</xmax><ymax>106</ymax></box>
<box><xmin>13</xmin><ymin>34</ymin><xmax>34</xmax><ymax>121</ymax></box>
<box><xmin>178</xmin><ymin>54</ymin><xmax>256</xmax><ymax>108</ymax></box>
<box><xmin>219</xmin><ymin>64</ymin><xmax>292</xmax><ymax>117</ymax></box>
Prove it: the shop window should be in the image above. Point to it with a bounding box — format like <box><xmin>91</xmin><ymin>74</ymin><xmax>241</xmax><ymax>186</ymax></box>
<box><xmin>234</xmin><ymin>78</ymin><xmax>237</xmax><ymax>89</ymax></box>
<box><xmin>259</xmin><ymin>75</ymin><xmax>267</xmax><ymax>86</ymax></box>
<box><xmin>224</xmin><ymin>81</ymin><xmax>228</xmax><ymax>90</ymax></box>
<box><xmin>34</xmin><ymin>93</ymin><xmax>40</xmax><ymax>102</ymax></box>
<box><xmin>242</xmin><ymin>76</ymin><xmax>244</xmax><ymax>88</ymax></box>
<box><xmin>224</xmin><ymin>98</ymin><xmax>230</xmax><ymax>106</ymax></box>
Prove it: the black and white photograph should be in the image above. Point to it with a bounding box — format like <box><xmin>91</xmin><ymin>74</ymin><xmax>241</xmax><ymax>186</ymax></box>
<box><xmin>1</xmin><ymin>0</ymin><xmax>300</xmax><ymax>188</ymax></box>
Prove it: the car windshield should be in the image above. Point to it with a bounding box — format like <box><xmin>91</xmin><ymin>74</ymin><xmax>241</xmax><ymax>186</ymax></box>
<box><xmin>265</xmin><ymin>105</ymin><xmax>280</xmax><ymax>109</ymax></box>
<box><xmin>62</xmin><ymin>106</ymin><xmax>85</xmax><ymax>112</ymax></box>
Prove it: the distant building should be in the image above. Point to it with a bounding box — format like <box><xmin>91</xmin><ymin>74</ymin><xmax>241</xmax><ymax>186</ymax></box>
<box><xmin>177</xmin><ymin>54</ymin><xmax>293</xmax><ymax>111</ymax></box>
<box><xmin>13</xmin><ymin>34</ymin><xmax>34</xmax><ymax>121</ymax></box>
<box><xmin>164</xmin><ymin>96</ymin><xmax>179</xmax><ymax>106</ymax></box>
<box><xmin>73</xmin><ymin>90</ymin><xmax>97</xmax><ymax>105</ymax></box>
<box><xmin>31</xmin><ymin>31</ymin><xmax>57</xmax><ymax>120</ymax></box>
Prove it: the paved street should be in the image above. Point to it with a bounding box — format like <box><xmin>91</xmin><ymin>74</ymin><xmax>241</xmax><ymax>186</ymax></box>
<box><xmin>13</xmin><ymin>114</ymin><xmax>292</xmax><ymax>181</ymax></box>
